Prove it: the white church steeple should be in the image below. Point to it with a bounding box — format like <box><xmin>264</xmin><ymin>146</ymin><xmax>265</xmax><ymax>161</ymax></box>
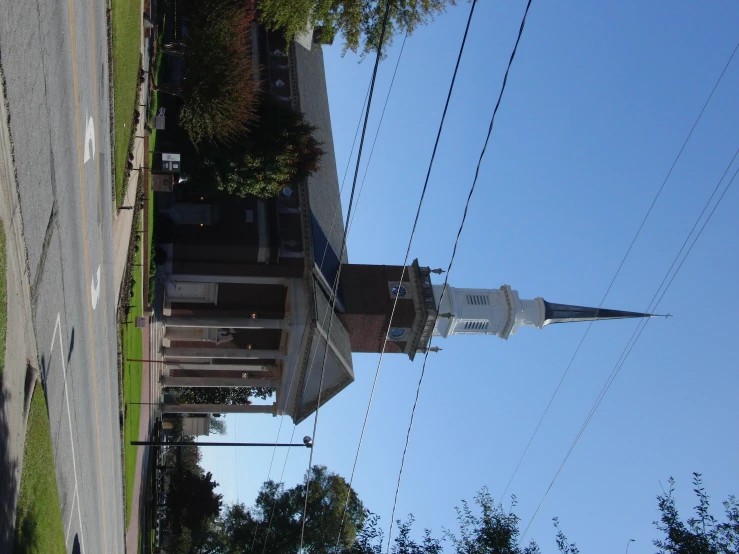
<box><xmin>432</xmin><ymin>284</ymin><xmax>658</xmax><ymax>341</ymax></box>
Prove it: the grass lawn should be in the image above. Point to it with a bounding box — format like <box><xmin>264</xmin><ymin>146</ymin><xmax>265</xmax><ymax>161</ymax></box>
<box><xmin>13</xmin><ymin>383</ymin><xmax>66</xmax><ymax>554</ymax></box>
<box><xmin>139</xmin><ymin>445</ymin><xmax>156</xmax><ymax>554</ymax></box>
<box><xmin>0</xmin><ymin>225</ymin><xmax>6</xmax><ymax>377</ymax></box>
<box><xmin>121</xmin><ymin>216</ymin><xmax>144</xmax><ymax>526</ymax></box>
<box><xmin>111</xmin><ymin>0</ymin><xmax>142</xmax><ymax>206</ymax></box>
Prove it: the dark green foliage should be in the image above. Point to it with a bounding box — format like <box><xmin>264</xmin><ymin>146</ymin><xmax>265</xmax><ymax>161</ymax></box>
<box><xmin>172</xmin><ymin>0</ymin><xmax>259</xmax><ymax>146</ymax></box>
<box><xmin>653</xmin><ymin>473</ymin><xmax>739</xmax><ymax>554</ymax></box>
<box><xmin>206</xmin><ymin>465</ymin><xmax>367</xmax><ymax>553</ymax></box>
<box><xmin>166</xmin><ymin>386</ymin><xmax>274</xmax><ymax>405</ymax></box>
<box><xmin>209</xmin><ymin>415</ymin><xmax>227</xmax><ymax>435</ymax></box>
<box><xmin>201</xmin><ymin>476</ymin><xmax>578</xmax><ymax>554</ymax></box>
<box><xmin>194</xmin><ymin>99</ymin><xmax>323</xmax><ymax>198</ymax></box>
<box><xmin>392</xmin><ymin>517</ymin><xmax>444</xmax><ymax>554</ymax></box>
<box><xmin>166</xmin><ymin>468</ymin><xmax>222</xmax><ymax>552</ymax></box>
<box><xmin>446</xmin><ymin>491</ymin><xmax>542</xmax><ymax>554</ymax></box>
<box><xmin>167</xmin><ymin>527</ymin><xmax>193</xmax><ymax>554</ymax></box>
<box><xmin>164</xmin><ymin>465</ymin><xmax>739</xmax><ymax>554</ymax></box>
<box><xmin>257</xmin><ymin>0</ymin><xmax>455</xmax><ymax>58</ymax></box>
<box><xmin>553</xmin><ymin>518</ymin><xmax>579</xmax><ymax>554</ymax></box>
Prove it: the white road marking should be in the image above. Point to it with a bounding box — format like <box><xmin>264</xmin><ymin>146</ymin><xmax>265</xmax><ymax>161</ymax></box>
<box><xmin>49</xmin><ymin>313</ymin><xmax>87</xmax><ymax>553</ymax></box>
<box><xmin>66</xmin><ymin>487</ymin><xmax>78</xmax><ymax>542</ymax></box>
<box><xmin>91</xmin><ymin>264</ymin><xmax>101</xmax><ymax>309</ymax></box>
<box><xmin>83</xmin><ymin>115</ymin><xmax>95</xmax><ymax>163</ymax></box>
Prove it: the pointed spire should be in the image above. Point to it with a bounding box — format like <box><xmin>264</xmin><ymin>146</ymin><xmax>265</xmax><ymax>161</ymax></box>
<box><xmin>541</xmin><ymin>300</ymin><xmax>663</xmax><ymax>326</ymax></box>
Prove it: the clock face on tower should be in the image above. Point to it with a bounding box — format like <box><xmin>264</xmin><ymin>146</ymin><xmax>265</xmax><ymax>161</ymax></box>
<box><xmin>389</xmin><ymin>328</ymin><xmax>406</xmax><ymax>339</ymax></box>
<box><xmin>391</xmin><ymin>285</ymin><xmax>408</xmax><ymax>298</ymax></box>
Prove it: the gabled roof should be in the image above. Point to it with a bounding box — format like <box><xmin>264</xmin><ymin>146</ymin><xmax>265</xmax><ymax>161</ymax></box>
<box><xmin>292</xmin><ymin>39</ymin><xmax>348</xmax><ymax>266</ymax></box>
<box><xmin>286</xmin><ymin>38</ymin><xmax>355</xmax><ymax>424</ymax></box>
<box><xmin>291</xmin><ymin>278</ymin><xmax>355</xmax><ymax>424</ymax></box>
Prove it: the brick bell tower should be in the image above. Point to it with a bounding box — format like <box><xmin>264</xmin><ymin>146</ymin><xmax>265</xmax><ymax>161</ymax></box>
<box><xmin>337</xmin><ymin>260</ymin><xmax>438</xmax><ymax>360</ymax></box>
<box><xmin>337</xmin><ymin>259</ymin><xmax>660</xmax><ymax>360</ymax></box>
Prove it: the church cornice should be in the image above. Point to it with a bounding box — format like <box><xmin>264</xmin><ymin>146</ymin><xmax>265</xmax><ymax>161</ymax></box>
<box><xmin>499</xmin><ymin>285</ymin><xmax>516</xmax><ymax>340</ymax></box>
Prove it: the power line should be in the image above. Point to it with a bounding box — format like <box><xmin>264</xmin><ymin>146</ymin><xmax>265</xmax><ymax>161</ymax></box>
<box><xmin>250</xmin><ymin>63</ymin><xmax>376</xmax><ymax>554</ymax></box>
<box><xmin>298</xmin><ymin>1</ymin><xmax>395</xmax><ymax>551</ymax></box>
<box><xmin>247</xmin><ymin>417</ymin><xmax>282</xmax><ymax>550</ymax></box>
<box><xmin>257</xmin><ymin>21</ymin><xmax>409</xmax><ymax>554</ymax></box>
<box><xmin>498</xmin><ymin>36</ymin><xmax>739</xmax><ymax>504</ymax></box>
<box><xmin>257</xmin><ymin>426</ymin><xmax>296</xmax><ymax>554</ymax></box>
<box><xmin>346</xmin><ymin>32</ymin><xmax>408</xmax><ymax>236</ymax></box>
<box><xmin>256</xmin><ymin>285</ymin><xmax>350</xmax><ymax>554</ymax></box>
<box><xmin>333</xmin><ymin>3</ymin><xmax>478</xmax><ymax>547</ymax></box>
<box><xmin>385</xmin><ymin>1</ymin><xmax>535</xmax><ymax>551</ymax></box>
<box><xmin>318</xmin><ymin>82</ymin><xmax>372</xmax><ymax>270</ymax></box>
<box><xmin>521</xmin><ymin>147</ymin><xmax>739</xmax><ymax>540</ymax></box>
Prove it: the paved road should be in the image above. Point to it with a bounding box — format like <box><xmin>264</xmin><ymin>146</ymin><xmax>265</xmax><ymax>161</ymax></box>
<box><xmin>0</xmin><ymin>0</ymin><xmax>124</xmax><ymax>551</ymax></box>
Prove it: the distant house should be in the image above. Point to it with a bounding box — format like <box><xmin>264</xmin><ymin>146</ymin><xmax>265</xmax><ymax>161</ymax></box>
<box><xmin>161</xmin><ymin>413</ymin><xmax>212</xmax><ymax>436</ymax></box>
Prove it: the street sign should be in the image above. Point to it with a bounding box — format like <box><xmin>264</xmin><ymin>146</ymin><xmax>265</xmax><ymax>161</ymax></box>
<box><xmin>161</xmin><ymin>152</ymin><xmax>181</xmax><ymax>173</ymax></box>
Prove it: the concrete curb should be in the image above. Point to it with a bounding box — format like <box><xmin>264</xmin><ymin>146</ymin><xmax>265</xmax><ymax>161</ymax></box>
<box><xmin>0</xmin><ymin>53</ymin><xmax>43</xmax><ymax>550</ymax></box>
<box><xmin>0</xmin><ymin>58</ymin><xmax>41</xmax><ymax>421</ymax></box>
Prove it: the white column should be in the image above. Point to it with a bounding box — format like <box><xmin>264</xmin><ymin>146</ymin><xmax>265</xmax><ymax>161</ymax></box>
<box><xmin>166</xmin><ymin>363</ymin><xmax>271</xmax><ymax>372</ymax></box>
<box><xmin>163</xmin><ymin>347</ymin><xmax>284</xmax><ymax>359</ymax></box>
<box><xmin>257</xmin><ymin>200</ymin><xmax>270</xmax><ymax>263</ymax></box>
<box><xmin>161</xmin><ymin>403</ymin><xmax>277</xmax><ymax>414</ymax></box>
<box><xmin>168</xmin><ymin>274</ymin><xmax>287</xmax><ymax>286</ymax></box>
<box><xmin>165</xmin><ymin>317</ymin><xmax>289</xmax><ymax>329</ymax></box>
<box><xmin>160</xmin><ymin>376</ymin><xmax>278</xmax><ymax>388</ymax></box>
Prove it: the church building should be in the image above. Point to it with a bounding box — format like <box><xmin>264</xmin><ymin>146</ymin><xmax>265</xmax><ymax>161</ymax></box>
<box><xmin>155</xmin><ymin>27</ymin><xmax>654</xmax><ymax>424</ymax></box>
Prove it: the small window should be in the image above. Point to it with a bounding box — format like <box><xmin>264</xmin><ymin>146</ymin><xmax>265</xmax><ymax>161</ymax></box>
<box><xmin>389</xmin><ymin>328</ymin><xmax>406</xmax><ymax>339</ymax></box>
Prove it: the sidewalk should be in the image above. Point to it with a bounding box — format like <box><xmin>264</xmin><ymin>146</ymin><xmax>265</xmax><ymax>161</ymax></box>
<box><xmin>125</xmin><ymin>289</ymin><xmax>164</xmax><ymax>554</ymax></box>
<box><xmin>112</xmin><ymin>136</ymin><xmax>146</xmax><ymax>307</ymax></box>
<box><xmin>0</xmin><ymin>63</ymin><xmax>41</xmax><ymax>552</ymax></box>
<box><xmin>119</xmin><ymin>2</ymin><xmax>160</xmax><ymax>553</ymax></box>
<box><xmin>112</xmin><ymin>80</ymin><xmax>151</xmax><ymax>308</ymax></box>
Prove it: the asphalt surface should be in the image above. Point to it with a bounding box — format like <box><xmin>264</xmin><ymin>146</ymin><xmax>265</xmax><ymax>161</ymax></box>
<box><xmin>0</xmin><ymin>0</ymin><xmax>125</xmax><ymax>551</ymax></box>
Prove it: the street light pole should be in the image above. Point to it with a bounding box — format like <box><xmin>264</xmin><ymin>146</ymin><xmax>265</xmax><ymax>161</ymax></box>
<box><xmin>626</xmin><ymin>539</ymin><xmax>635</xmax><ymax>554</ymax></box>
<box><xmin>132</xmin><ymin>436</ymin><xmax>314</xmax><ymax>448</ymax></box>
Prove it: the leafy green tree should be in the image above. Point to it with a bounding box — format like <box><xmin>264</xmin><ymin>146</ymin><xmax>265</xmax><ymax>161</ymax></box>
<box><xmin>207</xmin><ymin>465</ymin><xmax>367</xmax><ymax>553</ymax></box>
<box><xmin>209</xmin><ymin>415</ymin><xmax>228</xmax><ymax>435</ymax></box>
<box><xmin>446</xmin><ymin>490</ymin><xmax>541</xmax><ymax>554</ymax></box>
<box><xmin>202</xmin><ymin>470</ymin><xmax>581</xmax><ymax>554</ymax></box>
<box><xmin>257</xmin><ymin>0</ymin><xmax>455</xmax><ymax>58</ymax></box>
<box><xmin>194</xmin><ymin>99</ymin><xmax>323</xmax><ymax>199</ymax></box>
<box><xmin>157</xmin><ymin>0</ymin><xmax>259</xmax><ymax>146</ymax></box>
<box><xmin>167</xmin><ymin>526</ymin><xmax>193</xmax><ymax>554</ymax></box>
<box><xmin>653</xmin><ymin>473</ymin><xmax>739</xmax><ymax>553</ymax></box>
<box><xmin>170</xmin><ymin>467</ymin><xmax>739</xmax><ymax>554</ymax></box>
<box><xmin>166</xmin><ymin>386</ymin><xmax>274</xmax><ymax>405</ymax></box>
<box><xmin>166</xmin><ymin>469</ymin><xmax>223</xmax><ymax>551</ymax></box>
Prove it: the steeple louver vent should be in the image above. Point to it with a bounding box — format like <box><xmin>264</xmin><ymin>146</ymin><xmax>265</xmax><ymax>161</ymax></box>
<box><xmin>466</xmin><ymin>294</ymin><xmax>490</xmax><ymax>305</ymax></box>
<box><xmin>462</xmin><ymin>320</ymin><xmax>489</xmax><ymax>331</ymax></box>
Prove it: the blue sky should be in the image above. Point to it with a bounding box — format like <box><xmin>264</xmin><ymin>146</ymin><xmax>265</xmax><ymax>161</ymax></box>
<box><xmin>201</xmin><ymin>1</ymin><xmax>739</xmax><ymax>551</ymax></box>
